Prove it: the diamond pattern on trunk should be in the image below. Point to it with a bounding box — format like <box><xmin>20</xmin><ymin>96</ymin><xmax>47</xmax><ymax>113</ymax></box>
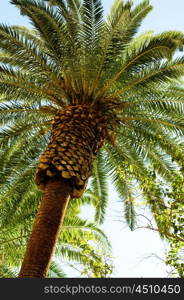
<box><xmin>35</xmin><ymin>105</ymin><xmax>107</xmax><ymax>197</ymax></box>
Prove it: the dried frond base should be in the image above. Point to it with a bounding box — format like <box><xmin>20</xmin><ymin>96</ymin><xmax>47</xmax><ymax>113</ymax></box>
<box><xmin>35</xmin><ymin>105</ymin><xmax>107</xmax><ymax>197</ymax></box>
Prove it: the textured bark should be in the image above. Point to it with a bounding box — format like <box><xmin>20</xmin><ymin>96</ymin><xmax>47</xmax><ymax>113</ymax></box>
<box><xmin>19</xmin><ymin>105</ymin><xmax>107</xmax><ymax>277</ymax></box>
<box><xmin>18</xmin><ymin>178</ymin><xmax>72</xmax><ymax>278</ymax></box>
<box><xmin>35</xmin><ymin>105</ymin><xmax>107</xmax><ymax>197</ymax></box>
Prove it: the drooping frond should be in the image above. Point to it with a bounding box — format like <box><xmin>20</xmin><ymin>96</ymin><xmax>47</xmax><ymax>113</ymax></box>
<box><xmin>48</xmin><ymin>261</ymin><xmax>66</xmax><ymax>278</ymax></box>
<box><xmin>62</xmin><ymin>215</ymin><xmax>111</xmax><ymax>249</ymax></box>
<box><xmin>103</xmin><ymin>145</ymin><xmax>137</xmax><ymax>230</ymax></box>
<box><xmin>91</xmin><ymin>151</ymin><xmax>108</xmax><ymax>224</ymax></box>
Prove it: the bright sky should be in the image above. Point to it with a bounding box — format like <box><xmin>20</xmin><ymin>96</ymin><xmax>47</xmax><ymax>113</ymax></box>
<box><xmin>0</xmin><ymin>0</ymin><xmax>183</xmax><ymax>277</ymax></box>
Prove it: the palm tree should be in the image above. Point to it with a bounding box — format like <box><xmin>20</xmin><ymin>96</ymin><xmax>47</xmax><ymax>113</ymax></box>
<box><xmin>1</xmin><ymin>0</ymin><xmax>184</xmax><ymax>277</ymax></box>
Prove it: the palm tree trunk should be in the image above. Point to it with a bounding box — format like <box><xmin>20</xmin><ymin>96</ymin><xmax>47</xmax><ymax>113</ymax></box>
<box><xmin>18</xmin><ymin>178</ymin><xmax>72</xmax><ymax>278</ymax></box>
<box><xmin>18</xmin><ymin>106</ymin><xmax>106</xmax><ymax>277</ymax></box>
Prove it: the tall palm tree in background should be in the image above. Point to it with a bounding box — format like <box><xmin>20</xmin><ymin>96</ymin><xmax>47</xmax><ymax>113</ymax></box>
<box><xmin>1</xmin><ymin>0</ymin><xmax>184</xmax><ymax>277</ymax></box>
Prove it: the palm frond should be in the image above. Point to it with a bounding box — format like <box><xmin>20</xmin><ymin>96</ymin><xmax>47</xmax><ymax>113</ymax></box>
<box><xmin>48</xmin><ymin>261</ymin><xmax>66</xmax><ymax>278</ymax></box>
<box><xmin>91</xmin><ymin>151</ymin><xmax>109</xmax><ymax>224</ymax></box>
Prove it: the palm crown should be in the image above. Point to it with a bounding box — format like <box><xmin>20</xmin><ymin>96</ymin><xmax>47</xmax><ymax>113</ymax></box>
<box><xmin>1</xmin><ymin>0</ymin><xmax>184</xmax><ymax>277</ymax></box>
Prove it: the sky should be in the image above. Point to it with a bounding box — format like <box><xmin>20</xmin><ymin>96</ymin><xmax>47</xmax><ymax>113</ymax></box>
<box><xmin>0</xmin><ymin>0</ymin><xmax>183</xmax><ymax>277</ymax></box>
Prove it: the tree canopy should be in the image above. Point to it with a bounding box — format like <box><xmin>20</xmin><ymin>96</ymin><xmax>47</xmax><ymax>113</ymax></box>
<box><xmin>0</xmin><ymin>0</ymin><xmax>184</xmax><ymax>277</ymax></box>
